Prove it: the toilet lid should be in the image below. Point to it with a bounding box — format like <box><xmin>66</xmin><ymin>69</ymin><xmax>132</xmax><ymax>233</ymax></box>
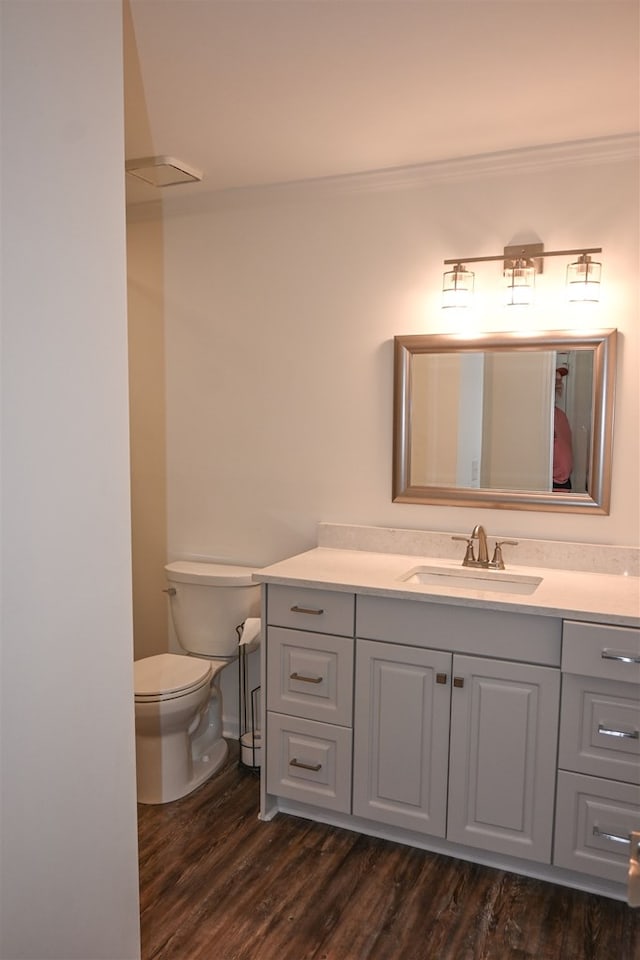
<box><xmin>165</xmin><ymin>560</ymin><xmax>258</xmax><ymax>586</ymax></box>
<box><xmin>134</xmin><ymin>654</ymin><xmax>212</xmax><ymax>698</ymax></box>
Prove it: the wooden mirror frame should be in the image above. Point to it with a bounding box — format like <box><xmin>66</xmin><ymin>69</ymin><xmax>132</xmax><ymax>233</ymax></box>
<box><xmin>393</xmin><ymin>328</ymin><xmax>617</xmax><ymax>514</ymax></box>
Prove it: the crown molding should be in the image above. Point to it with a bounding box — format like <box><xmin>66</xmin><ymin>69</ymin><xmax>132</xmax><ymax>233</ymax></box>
<box><xmin>127</xmin><ymin>133</ymin><xmax>639</xmax><ymax>222</ymax></box>
<box><xmin>342</xmin><ymin>132</ymin><xmax>640</xmax><ymax>193</ymax></box>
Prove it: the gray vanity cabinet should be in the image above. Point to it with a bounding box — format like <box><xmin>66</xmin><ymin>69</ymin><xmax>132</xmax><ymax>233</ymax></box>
<box><xmin>352</xmin><ymin>634</ymin><xmax>560</xmax><ymax>863</ymax></box>
<box><xmin>554</xmin><ymin>620</ymin><xmax>640</xmax><ymax>884</ymax></box>
<box><xmin>260</xmin><ymin>567</ymin><xmax>638</xmax><ymax>899</ymax></box>
<box><xmin>265</xmin><ymin>586</ymin><xmax>355</xmax><ymax>813</ymax></box>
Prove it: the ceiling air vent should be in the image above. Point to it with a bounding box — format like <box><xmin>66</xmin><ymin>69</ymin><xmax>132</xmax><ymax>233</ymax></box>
<box><xmin>125</xmin><ymin>156</ymin><xmax>203</xmax><ymax>188</ymax></box>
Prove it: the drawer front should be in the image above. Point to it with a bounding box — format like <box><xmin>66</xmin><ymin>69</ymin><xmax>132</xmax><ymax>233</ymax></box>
<box><xmin>563</xmin><ymin>621</ymin><xmax>640</xmax><ymax>683</ymax></box>
<box><xmin>554</xmin><ymin>771</ymin><xmax>640</xmax><ymax>884</ymax></box>
<box><xmin>356</xmin><ymin>595</ymin><xmax>561</xmax><ymax>665</ymax></box>
<box><xmin>267</xmin><ymin>584</ymin><xmax>355</xmax><ymax>636</ymax></box>
<box><xmin>266</xmin><ymin>712</ymin><xmax>352</xmax><ymax>813</ymax></box>
<box><xmin>559</xmin><ymin>674</ymin><xmax>640</xmax><ymax>784</ymax></box>
<box><xmin>267</xmin><ymin>627</ymin><xmax>354</xmax><ymax>725</ymax></box>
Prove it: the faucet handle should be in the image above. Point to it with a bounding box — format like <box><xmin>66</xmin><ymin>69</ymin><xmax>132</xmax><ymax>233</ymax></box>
<box><xmin>491</xmin><ymin>540</ymin><xmax>518</xmax><ymax>570</ymax></box>
<box><xmin>452</xmin><ymin>535</ymin><xmax>475</xmax><ymax>566</ymax></box>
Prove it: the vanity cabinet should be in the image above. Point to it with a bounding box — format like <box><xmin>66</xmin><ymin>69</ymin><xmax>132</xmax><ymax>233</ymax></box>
<box><xmin>262</xmin><ymin>580</ymin><xmax>640</xmax><ymax>898</ymax></box>
<box><xmin>265</xmin><ymin>586</ymin><xmax>355</xmax><ymax>813</ymax></box>
<box><xmin>353</xmin><ymin>615</ymin><xmax>560</xmax><ymax>864</ymax></box>
<box><xmin>554</xmin><ymin>620</ymin><xmax>640</xmax><ymax>884</ymax></box>
<box><xmin>258</xmin><ymin>538</ymin><xmax>640</xmax><ymax>901</ymax></box>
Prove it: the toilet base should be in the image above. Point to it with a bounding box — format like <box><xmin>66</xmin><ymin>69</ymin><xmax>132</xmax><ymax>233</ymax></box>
<box><xmin>185</xmin><ymin>736</ymin><xmax>229</xmax><ymax>798</ymax></box>
<box><xmin>137</xmin><ymin>736</ymin><xmax>228</xmax><ymax>805</ymax></box>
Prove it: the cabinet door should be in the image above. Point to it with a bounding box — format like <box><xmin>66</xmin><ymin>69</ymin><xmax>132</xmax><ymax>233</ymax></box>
<box><xmin>353</xmin><ymin>639</ymin><xmax>451</xmax><ymax>837</ymax></box>
<box><xmin>448</xmin><ymin>655</ymin><xmax>560</xmax><ymax>863</ymax></box>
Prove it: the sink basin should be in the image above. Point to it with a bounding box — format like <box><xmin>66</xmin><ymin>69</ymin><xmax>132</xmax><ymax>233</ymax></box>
<box><xmin>400</xmin><ymin>564</ymin><xmax>542</xmax><ymax>596</ymax></box>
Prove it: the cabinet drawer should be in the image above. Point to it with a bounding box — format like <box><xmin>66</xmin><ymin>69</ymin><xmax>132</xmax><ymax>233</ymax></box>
<box><xmin>266</xmin><ymin>712</ymin><xmax>352</xmax><ymax>813</ymax></box>
<box><xmin>356</xmin><ymin>595</ymin><xmax>561</xmax><ymax>665</ymax></box>
<box><xmin>267</xmin><ymin>627</ymin><xmax>354</xmax><ymax>725</ymax></box>
<box><xmin>563</xmin><ymin>621</ymin><xmax>640</xmax><ymax>683</ymax></box>
<box><xmin>267</xmin><ymin>585</ymin><xmax>355</xmax><ymax>636</ymax></box>
<box><xmin>559</xmin><ymin>674</ymin><xmax>640</xmax><ymax>784</ymax></box>
<box><xmin>554</xmin><ymin>771</ymin><xmax>640</xmax><ymax>884</ymax></box>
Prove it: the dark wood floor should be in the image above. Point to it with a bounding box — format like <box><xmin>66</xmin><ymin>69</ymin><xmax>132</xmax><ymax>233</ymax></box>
<box><xmin>138</xmin><ymin>745</ymin><xmax>640</xmax><ymax>960</ymax></box>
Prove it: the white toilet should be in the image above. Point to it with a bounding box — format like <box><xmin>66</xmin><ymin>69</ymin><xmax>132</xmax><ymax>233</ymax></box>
<box><xmin>134</xmin><ymin>560</ymin><xmax>260</xmax><ymax>804</ymax></box>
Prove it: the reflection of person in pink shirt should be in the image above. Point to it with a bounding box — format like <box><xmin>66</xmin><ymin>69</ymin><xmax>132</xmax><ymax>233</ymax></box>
<box><xmin>553</xmin><ymin>366</ymin><xmax>573</xmax><ymax>489</ymax></box>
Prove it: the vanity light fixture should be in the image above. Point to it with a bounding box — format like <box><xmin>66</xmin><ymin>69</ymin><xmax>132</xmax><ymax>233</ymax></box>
<box><xmin>566</xmin><ymin>252</ymin><xmax>602</xmax><ymax>302</ymax></box>
<box><xmin>442</xmin><ymin>263</ymin><xmax>474</xmax><ymax>308</ymax></box>
<box><xmin>442</xmin><ymin>242</ymin><xmax>602</xmax><ymax>308</ymax></box>
<box><xmin>504</xmin><ymin>256</ymin><xmax>536</xmax><ymax>306</ymax></box>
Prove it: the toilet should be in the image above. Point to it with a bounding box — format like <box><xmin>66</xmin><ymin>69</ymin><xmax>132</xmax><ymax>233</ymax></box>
<box><xmin>134</xmin><ymin>560</ymin><xmax>260</xmax><ymax>804</ymax></box>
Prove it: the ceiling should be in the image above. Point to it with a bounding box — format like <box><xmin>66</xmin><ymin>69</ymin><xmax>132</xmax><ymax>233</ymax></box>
<box><xmin>124</xmin><ymin>1</ymin><xmax>639</xmax><ymax>207</ymax></box>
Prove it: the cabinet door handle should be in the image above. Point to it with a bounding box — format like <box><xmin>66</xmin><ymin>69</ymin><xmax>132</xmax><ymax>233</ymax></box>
<box><xmin>290</xmin><ymin>672</ymin><xmax>323</xmax><ymax>684</ymax></box>
<box><xmin>598</xmin><ymin>723</ymin><xmax>639</xmax><ymax>740</ymax></box>
<box><xmin>601</xmin><ymin>649</ymin><xmax>640</xmax><ymax>664</ymax></box>
<box><xmin>290</xmin><ymin>758</ymin><xmax>322</xmax><ymax>772</ymax></box>
<box><xmin>290</xmin><ymin>605</ymin><xmax>324</xmax><ymax>616</ymax></box>
<box><xmin>593</xmin><ymin>825</ymin><xmax>631</xmax><ymax>846</ymax></box>
<box><xmin>453</xmin><ymin>676</ymin><xmax>464</xmax><ymax>688</ymax></box>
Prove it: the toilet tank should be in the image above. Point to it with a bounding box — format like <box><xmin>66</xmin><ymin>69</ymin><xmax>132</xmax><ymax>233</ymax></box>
<box><xmin>165</xmin><ymin>561</ymin><xmax>261</xmax><ymax>658</ymax></box>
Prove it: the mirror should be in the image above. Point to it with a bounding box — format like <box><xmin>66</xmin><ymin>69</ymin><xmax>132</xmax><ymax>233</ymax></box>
<box><xmin>393</xmin><ymin>328</ymin><xmax>617</xmax><ymax>513</ymax></box>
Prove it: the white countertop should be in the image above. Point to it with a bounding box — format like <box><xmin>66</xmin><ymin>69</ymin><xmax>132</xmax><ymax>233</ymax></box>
<box><xmin>254</xmin><ymin>547</ymin><xmax>640</xmax><ymax>627</ymax></box>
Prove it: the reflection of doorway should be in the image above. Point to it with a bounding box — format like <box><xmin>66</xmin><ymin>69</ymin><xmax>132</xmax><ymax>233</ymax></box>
<box><xmin>481</xmin><ymin>352</ymin><xmax>553</xmax><ymax>490</ymax></box>
<box><xmin>557</xmin><ymin>351</ymin><xmax>593</xmax><ymax>493</ymax></box>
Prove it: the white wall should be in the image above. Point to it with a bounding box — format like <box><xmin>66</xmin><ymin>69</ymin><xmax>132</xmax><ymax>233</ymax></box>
<box><xmin>127</xmin><ymin>137</ymin><xmax>639</xmax><ymax>576</ymax></box>
<box><xmin>0</xmin><ymin>3</ymin><xmax>141</xmax><ymax>958</ymax></box>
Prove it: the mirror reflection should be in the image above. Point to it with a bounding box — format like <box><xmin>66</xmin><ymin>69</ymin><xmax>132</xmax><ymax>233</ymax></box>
<box><xmin>393</xmin><ymin>329</ymin><xmax>616</xmax><ymax>514</ymax></box>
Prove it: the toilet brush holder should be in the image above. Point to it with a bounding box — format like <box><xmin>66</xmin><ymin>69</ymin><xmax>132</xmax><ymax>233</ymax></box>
<box><xmin>240</xmin><ymin>730</ymin><xmax>262</xmax><ymax>768</ymax></box>
<box><xmin>238</xmin><ymin>623</ymin><xmax>261</xmax><ymax>771</ymax></box>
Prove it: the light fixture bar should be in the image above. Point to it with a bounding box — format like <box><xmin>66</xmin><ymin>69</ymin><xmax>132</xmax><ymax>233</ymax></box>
<box><xmin>444</xmin><ymin>246</ymin><xmax>601</xmax><ymax>266</ymax></box>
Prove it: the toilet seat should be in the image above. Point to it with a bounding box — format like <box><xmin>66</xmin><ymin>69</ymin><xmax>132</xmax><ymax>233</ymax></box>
<box><xmin>134</xmin><ymin>653</ymin><xmax>212</xmax><ymax>703</ymax></box>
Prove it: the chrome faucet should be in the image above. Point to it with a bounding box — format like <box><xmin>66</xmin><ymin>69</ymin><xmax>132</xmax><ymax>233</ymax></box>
<box><xmin>472</xmin><ymin>524</ymin><xmax>489</xmax><ymax>565</ymax></box>
<box><xmin>452</xmin><ymin>525</ymin><xmax>518</xmax><ymax>570</ymax></box>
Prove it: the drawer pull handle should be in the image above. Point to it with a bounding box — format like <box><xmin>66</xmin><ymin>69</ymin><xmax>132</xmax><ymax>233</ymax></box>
<box><xmin>601</xmin><ymin>649</ymin><xmax>640</xmax><ymax>664</ymax></box>
<box><xmin>598</xmin><ymin>723</ymin><xmax>639</xmax><ymax>740</ymax></box>
<box><xmin>290</xmin><ymin>758</ymin><xmax>322</xmax><ymax>772</ymax></box>
<box><xmin>593</xmin><ymin>826</ymin><xmax>631</xmax><ymax>846</ymax></box>
<box><xmin>290</xmin><ymin>605</ymin><xmax>324</xmax><ymax>616</ymax></box>
<box><xmin>290</xmin><ymin>672</ymin><xmax>323</xmax><ymax>684</ymax></box>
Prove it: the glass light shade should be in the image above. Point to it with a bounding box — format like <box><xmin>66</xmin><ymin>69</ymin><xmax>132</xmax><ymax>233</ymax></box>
<box><xmin>504</xmin><ymin>258</ymin><xmax>535</xmax><ymax>306</ymax></box>
<box><xmin>567</xmin><ymin>254</ymin><xmax>601</xmax><ymax>302</ymax></box>
<box><xmin>442</xmin><ymin>264</ymin><xmax>474</xmax><ymax>308</ymax></box>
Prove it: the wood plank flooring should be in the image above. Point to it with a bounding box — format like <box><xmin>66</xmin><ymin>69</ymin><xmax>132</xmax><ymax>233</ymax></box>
<box><xmin>138</xmin><ymin>746</ymin><xmax>640</xmax><ymax>960</ymax></box>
